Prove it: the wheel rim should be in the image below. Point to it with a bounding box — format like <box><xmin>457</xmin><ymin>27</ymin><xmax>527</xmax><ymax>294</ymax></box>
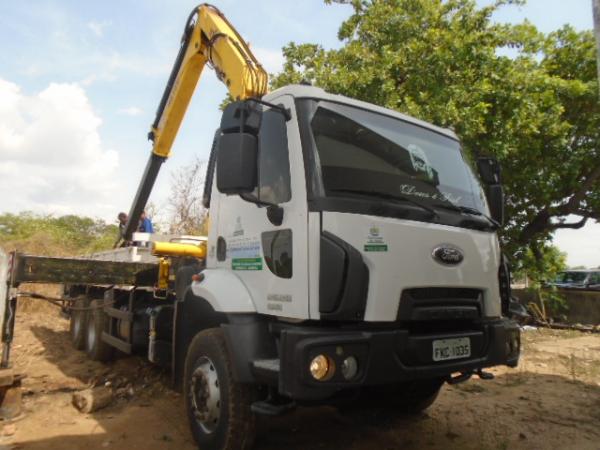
<box><xmin>87</xmin><ymin>316</ymin><xmax>96</xmax><ymax>352</ymax></box>
<box><xmin>190</xmin><ymin>356</ymin><xmax>221</xmax><ymax>434</ymax></box>
<box><xmin>72</xmin><ymin>312</ymin><xmax>81</xmax><ymax>338</ymax></box>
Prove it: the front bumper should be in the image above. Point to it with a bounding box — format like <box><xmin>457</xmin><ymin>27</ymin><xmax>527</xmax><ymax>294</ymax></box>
<box><xmin>278</xmin><ymin>318</ymin><xmax>520</xmax><ymax>400</ymax></box>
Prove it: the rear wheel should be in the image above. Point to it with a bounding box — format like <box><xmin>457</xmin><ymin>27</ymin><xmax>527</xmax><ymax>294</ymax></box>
<box><xmin>69</xmin><ymin>296</ymin><xmax>89</xmax><ymax>350</ymax></box>
<box><xmin>184</xmin><ymin>328</ymin><xmax>256</xmax><ymax>450</ymax></box>
<box><xmin>85</xmin><ymin>299</ymin><xmax>114</xmax><ymax>362</ymax></box>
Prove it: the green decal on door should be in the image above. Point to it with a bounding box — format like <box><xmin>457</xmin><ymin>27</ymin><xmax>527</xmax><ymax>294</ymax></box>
<box><xmin>364</xmin><ymin>244</ymin><xmax>388</xmax><ymax>252</ymax></box>
<box><xmin>364</xmin><ymin>226</ymin><xmax>388</xmax><ymax>252</ymax></box>
<box><xmin>232</xmin><ymin>257</ymin><xmax>263</xmax><ymax>270</ymax></box>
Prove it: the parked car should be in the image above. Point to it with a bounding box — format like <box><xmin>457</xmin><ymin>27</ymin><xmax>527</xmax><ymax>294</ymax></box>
<box><xmin>548</xmin><ymin>270</ymin><xmax>600</xmax><ymax>290</ymax></box>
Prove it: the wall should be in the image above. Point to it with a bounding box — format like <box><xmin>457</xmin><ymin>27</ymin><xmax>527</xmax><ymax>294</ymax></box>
<box><xmin>513</xmin><ymin>288</ymin><xmax>600</xmax><ymax>325</ymax></box>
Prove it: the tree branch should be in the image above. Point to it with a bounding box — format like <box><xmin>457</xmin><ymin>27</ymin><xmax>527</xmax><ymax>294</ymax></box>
<box><xmin>549</xmin><ymin>216</ymin><xmax>589</xmax><ymax>230</ymax></box>
<box><xmin>556</xmin><ymin>164</ymin><xmax>600</xmax><ymax>215</ymax></box>
<box><xmin>519</xmin><ymin>165</ymin><xmax>600</xmax><ymax>244</ymax></box>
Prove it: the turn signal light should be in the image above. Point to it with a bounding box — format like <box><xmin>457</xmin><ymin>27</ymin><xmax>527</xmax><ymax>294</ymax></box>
<box><xmin>309</xmin><ymin>354</ymin><xmax>334</xmax><ymax>381</ymax></box>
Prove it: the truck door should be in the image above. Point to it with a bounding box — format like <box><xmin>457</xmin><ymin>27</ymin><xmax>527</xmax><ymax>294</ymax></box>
<box><xmin>210</xmin><ymin>95</ymin><xmax>309</xmax><ymax>319</ymax></box>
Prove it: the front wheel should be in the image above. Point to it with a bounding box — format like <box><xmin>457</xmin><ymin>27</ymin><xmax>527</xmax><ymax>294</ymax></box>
<box><xmin>385</xmin><ymin>378</ymin><xmax>444</xmax><ymax>413</ymax></box>
<box><xmin>184</xmin><ymin>328</ymin><xmax>256</xmax><ymax>450</ymax></box>
<box><xmin>338</xmin><ymin>378</ymin><xmax>444</xmax><ymax>418</ymax></box>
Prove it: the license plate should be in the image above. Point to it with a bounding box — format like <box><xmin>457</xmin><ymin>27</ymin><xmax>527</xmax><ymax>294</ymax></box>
<box><xmin>432</xmin><ymin>337</ymin><xmax>471</xmax><ymax>361</ymax></box>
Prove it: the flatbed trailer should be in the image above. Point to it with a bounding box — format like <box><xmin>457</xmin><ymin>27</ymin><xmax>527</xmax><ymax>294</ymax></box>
<box><xmin>1</xmin><ymin>251</ymin><xmax>161</xmax><ymax>367</ymax></box>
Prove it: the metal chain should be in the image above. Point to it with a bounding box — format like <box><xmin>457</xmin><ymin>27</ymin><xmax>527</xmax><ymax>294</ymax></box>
<box><xmin>16</xmin><ymin>292</ymin><xmax>115</xmax><ymax>311</ymax></box>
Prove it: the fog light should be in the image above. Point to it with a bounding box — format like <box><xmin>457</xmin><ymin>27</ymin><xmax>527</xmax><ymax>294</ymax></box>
<box><xmin>341</xmin><ymin>356</ymin><xmax>358</xmax><ymax>380</ymax></box>
<box><xmin>310</xmin><ymin>354</ymin><xmax>334</xmax><ymax>381</ymax></box>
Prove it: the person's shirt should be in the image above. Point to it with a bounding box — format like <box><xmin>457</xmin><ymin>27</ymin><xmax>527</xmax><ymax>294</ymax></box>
<box><xmin>139</xmin><ymin>217</ymin><xmax>154</xmax><ymax>233</ymax></box>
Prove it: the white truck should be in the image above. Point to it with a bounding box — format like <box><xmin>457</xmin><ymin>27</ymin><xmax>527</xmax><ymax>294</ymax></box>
<box><xmin>1</xmin><ymin>5</ymin><xmax>520</xmax><ymax>450</ymax></box>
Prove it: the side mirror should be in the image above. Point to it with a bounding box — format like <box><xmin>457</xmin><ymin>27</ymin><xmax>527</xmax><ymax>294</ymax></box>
<box><xmin>216</xmin><ymin>100</ymin><xmax>262</xmax><ymax>195</ymax></box>
<box><xmin>216</xmin><ymin>133</ymin><xmax>258</xmax><ymax>194</ymax></box>
<box><xmin>477</xmin><ymin>156</ymin><xmax>504</xmax><ymax>225</ymax></box>
<box><xmin>486</xmin><ymin>184</ymin><xmax>504</xmax><ymax>226</ymax></box>
<box><xmin>477</xmin><ymin>157</ymin><xmax>501</xmax><ymax>185</ymax></box>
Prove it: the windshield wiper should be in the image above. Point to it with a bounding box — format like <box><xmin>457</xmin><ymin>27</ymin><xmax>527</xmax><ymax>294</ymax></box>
<box><xmin>434</xmin><ymin>203</ymin><xmax>500</xmax><ymax>229</ymax></box>
<box><xmin>328</xmin><ymin>188</ymin><xmax>438</xmax><ymax>218</ymax></box>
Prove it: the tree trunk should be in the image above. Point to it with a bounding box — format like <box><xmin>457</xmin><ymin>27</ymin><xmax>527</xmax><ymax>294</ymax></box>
<box><xmin>72</xmin><ymin>387</ymin><xmax>113</xmax><ymax>413</ymax></box>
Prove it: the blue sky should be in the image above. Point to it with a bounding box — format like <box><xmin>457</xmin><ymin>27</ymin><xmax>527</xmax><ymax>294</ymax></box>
<box><xmin>0</xmin><ymin>0</ymin><xmax>597</xmax><ymax>266</ymax></box>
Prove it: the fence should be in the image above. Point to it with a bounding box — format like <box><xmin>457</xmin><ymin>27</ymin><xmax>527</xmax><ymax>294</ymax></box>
<box><xmin>513</xmin><ymin>288</ymin><xmax>600</xmax><ymax>325</ymax></box>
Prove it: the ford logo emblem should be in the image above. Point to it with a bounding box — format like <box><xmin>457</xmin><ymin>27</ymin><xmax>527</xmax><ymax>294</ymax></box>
<box><xmin>432</xmin><ymin>245</ymin><xmax>464</xmax><ymax>265</ymax></box>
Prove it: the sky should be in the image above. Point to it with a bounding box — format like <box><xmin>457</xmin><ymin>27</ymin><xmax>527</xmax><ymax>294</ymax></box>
<box><xmin>0</xmin><ymin>0</ymin><xmax>597</xmax><ymax>267</ymax></box>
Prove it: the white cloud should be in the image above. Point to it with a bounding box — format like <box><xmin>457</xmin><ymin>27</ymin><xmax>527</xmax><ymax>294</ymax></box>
<box><xmin>554</xmin><ymin>221</ymin><xmax>600</xmax><ymax>268</ymax></box>
<box><xmin>79</xmin><ymin>51</ymin><xmax>171</xmax><ymax>86</ymax></box>
<box><xmin>118</xmin><ymin>106</ymin><xmax>143</xmax><ymax>116</ymax></box>
<box><xmin>0</xmin><ymin>78</ymin><xmax>119</xmax><ymax>220</ymax></box>
<box><xmin>252</xmin><ymin>47</ymin><xmax>285</xmax><ymax>74</ymax></box>
<box><xmin>87</xmin><ymin>20</ymin><xmax>112</xmax><ymax>38</ymax></box>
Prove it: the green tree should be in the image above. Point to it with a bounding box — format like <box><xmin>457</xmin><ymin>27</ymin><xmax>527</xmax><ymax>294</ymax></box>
<box><xmin>272</xmin><ymin>0</ymin><xmax>600</xmax><ymax>274</ymax></box>
<box><xmin>513</xmin><ymin>243</ymin><xmax>568</xmax><ymax>319</ymax></box>
<box><xmin>0</xmin><ymin>212</ymin><xmax>118</xmax><ymax>255</ymax></box>
<box><xmin>513</xmin><ymin>243</ymin><xmax>567</xmax><ymax>284</ymax></box>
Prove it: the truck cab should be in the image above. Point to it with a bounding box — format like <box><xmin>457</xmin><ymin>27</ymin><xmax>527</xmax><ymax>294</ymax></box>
<box><xmin>1</xmin><ymin>86</ymin><xmax>520</xmax><ymax>450</ymax></box>
<box><xmin>192</xmin><ymin>84</ymin><xmax>519</xmax><ymax>402</ymax></box>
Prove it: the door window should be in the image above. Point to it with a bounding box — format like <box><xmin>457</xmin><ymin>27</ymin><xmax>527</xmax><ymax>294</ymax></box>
<box><xmin>261</xmin><ymin>229</ymin><xmax>293</xmax><ymax>278</ymax></box>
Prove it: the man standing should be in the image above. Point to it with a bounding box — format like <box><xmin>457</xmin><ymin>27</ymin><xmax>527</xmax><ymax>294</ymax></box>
<box><xmin>117</xmin><ymin>212</ymin><xmax>128</xmax><ymax>237</ymax></box>
<box><xmin>139</xmin><ymin>211</ymin><xmax>154</xmax><ymax>234</ymax></box>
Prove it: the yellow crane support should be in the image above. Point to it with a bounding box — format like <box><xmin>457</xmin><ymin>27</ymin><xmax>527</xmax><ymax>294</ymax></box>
<box><xmin>121</xmin><ymin>3</ymin><xmax>268</xmax><ymax>243</ymax></box>
<box><xmin>150</xmin><ymin>3</ymin><xmax>268</xmax><ymax>159</ymax></box>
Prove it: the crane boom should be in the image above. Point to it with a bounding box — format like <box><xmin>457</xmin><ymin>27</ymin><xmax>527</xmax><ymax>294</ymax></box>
<box><xmin>121</xmin><ymin>3</ymin><xmax>268</xmax><ymax>242</ymax></box>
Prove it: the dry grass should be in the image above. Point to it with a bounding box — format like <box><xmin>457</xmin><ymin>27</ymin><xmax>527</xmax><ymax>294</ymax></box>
<box><xmin>17</xmin><ymin>284</ymin><xmax>64</xmax><ymax>314</ymax></box>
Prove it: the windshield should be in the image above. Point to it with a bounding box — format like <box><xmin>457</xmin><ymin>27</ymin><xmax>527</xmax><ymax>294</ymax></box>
<box><xmin>554</xmin><ymin>271</ymin><xmax>589</xmax><ymax>283</ymax></box>
<box><xmin>300</xmin><ymin>100</ymin><xmax>488</xmax><ymax>215</ymax></box>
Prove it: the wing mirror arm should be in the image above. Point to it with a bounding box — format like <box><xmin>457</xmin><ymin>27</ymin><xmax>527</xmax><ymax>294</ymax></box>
<box><xmin>239</xmin><ymin>193</ymin><xmax>284</xmax><ymax>226</ymax></box>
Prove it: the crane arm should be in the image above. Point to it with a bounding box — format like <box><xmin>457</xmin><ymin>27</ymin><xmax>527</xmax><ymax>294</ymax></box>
<box><xmin>121</xmin><ymin>3</ymin><xmax>268</xmax><ymax>242</ymax></box>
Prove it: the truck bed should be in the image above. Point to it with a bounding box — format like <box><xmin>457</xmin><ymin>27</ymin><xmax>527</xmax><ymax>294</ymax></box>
<box><xmin>8</xmin><ymin>253</ymin><xmax>158</xmax><ymax>287</ymax></box>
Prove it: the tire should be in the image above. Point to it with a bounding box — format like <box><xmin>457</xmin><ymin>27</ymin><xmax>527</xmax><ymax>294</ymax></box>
<box><xmin>85</xmin><ymin>299</ymin><xmax>114</xmax><ymax>362</ymax></box>
<box><xmin>389</xmin><ymin>378</ymin><xmax>444</xmax><ymax>413</ymax></box>
<box><xmin>69</xmin><ymin>297</ymin><xmax>89</xmax><ymax>350</ymax></box>
<box><xmin>184</xmin><ymin>328</ymin><xmax>256</xmax><ymax>450</ymax></box>
<box><xmin>369</xmin><ymin>378</ymin><xmax>444</xmax><ymax>413</ymax></box>
<box><xmin>338</xmin><ymin>378</ymin><xmax>444</xmax><ymax>418</ymax></box>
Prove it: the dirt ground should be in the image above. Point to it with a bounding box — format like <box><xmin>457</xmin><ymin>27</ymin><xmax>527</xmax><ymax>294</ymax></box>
<box><xmin>2</xmin><ymin>301</ymin><xmax>600</xmax><ymax>450</ymax></box>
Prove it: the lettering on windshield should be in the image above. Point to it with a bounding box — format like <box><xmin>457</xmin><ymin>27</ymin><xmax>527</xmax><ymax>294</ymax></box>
<box><xmin>398</xmin><ymin>184</ymin><xmax>462</xmax><ymax>204</ymax></box>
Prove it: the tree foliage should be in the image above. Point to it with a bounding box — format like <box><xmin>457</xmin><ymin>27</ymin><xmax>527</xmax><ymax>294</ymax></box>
<box><xmin>167</xmin><ymin>156</ymin><xmax>209</xmax><ymax>236</ymax></box>
<box><xmin>513</xmin><ymin>243</ymin><xmax>566</xmax><ymax>283</ymax></box>
<box><xmin>272</xmin><ymin>0</ymin><xmax>600</xmax><ymax>272</ymax></box>
<box><xmin>0</xmin><ymin>212</ymin><xmax>118</xmax><ymax>255</ymax></box>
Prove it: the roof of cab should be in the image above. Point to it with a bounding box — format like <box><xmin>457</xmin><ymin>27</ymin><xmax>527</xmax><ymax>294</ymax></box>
<box><xmin>264</xmin><ymin>84</ymin><xmax>458</xmax><ymax>140</ymax></box>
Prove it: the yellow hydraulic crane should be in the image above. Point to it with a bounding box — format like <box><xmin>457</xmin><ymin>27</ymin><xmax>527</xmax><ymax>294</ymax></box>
<box><xmin>121</xmin><ymin>3</ymin><xmax>268</xmax><ymax>245</ymax></box>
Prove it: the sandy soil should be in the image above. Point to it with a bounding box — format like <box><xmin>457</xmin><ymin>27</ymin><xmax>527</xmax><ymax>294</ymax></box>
<box><xmin>1</xmin><ymin>303</ymin><xmax>599</xmax><ymax>450</ymax></box>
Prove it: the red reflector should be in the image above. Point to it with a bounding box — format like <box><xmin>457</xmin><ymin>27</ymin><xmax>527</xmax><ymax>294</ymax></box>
<box><xmin>191</xmin><ymin>273</ymin><xmax>205</xmax><ymax>282</ymax></box>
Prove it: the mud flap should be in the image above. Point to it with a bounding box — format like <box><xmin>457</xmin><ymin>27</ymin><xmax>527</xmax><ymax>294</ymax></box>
<box><xmin>0</xmin><ymin>369</ymin><xmax>22</xmax><ymax>419</ymax></box>
<box><xmin>0</xmin><ymin>250</ymin><xmax>22</xmax><ymax>419</ymax></box>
